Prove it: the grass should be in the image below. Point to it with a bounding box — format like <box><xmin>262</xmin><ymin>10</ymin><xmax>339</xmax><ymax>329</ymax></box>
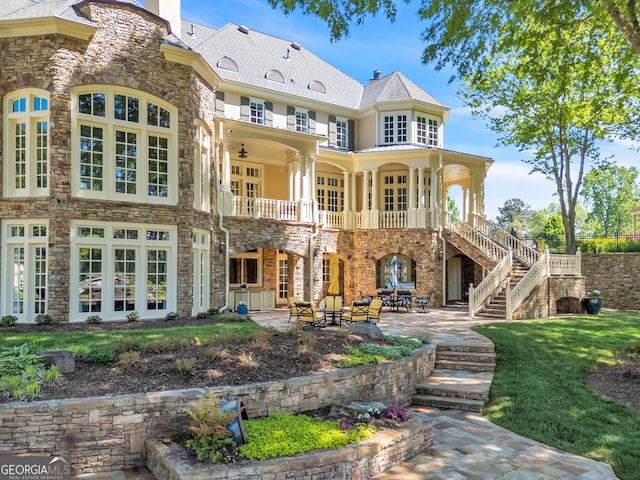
<box><xmin>0</xmin><ymin>322</ymin><xmax>261</xmax><ymax>353</ymax></box>
<box><xmin>473</xmin><ymin>312</ymin><xmax>640</xmax><ymax>480</ymax></box>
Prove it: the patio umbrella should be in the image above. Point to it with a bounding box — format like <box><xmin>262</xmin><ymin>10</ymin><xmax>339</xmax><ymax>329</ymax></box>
<box><xmin>390</xmin><ymin>255</ymin><xmax>399</xmax><ymax>289</ymax></box>
<box><xmin>328</xmin><ymin>253</ymin><xmax>340</xmax><ymax>295</ymax></box>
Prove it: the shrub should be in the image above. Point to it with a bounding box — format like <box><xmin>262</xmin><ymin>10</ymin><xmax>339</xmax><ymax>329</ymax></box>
<box><xmin>86</xmin><ymin>348</ymin><xmax>114</xmax><ymax>364</ymax></box>
<box><xmin>173</xmin><ymin>357</ymin><xmax>197</xmax><ymax>376</ymax></box>
<box><xmin>384</xmin><ymin>405</ymin><xmax>410</xmax><ymax>422</ymax></box>
<box><xmin>42</xmin><ymin>365</ymin><xmax>61</xmax><ymax>385</ymax></box>
<box><xmin>85</xmin><ymin>315</ymin><xmax>103</xmax><ymax>324</ymax></box>
<box><xmin>145</xmin><ymin>340</ymin><xmax>169</xmax><ymax>353</ymax></box>
<box><xmin>207</xmin><ymin>307</ymin><xmax>219</xmax><ymax>316</ymax></box>
<box><xmin>196</xmin><ymin>311</ymin><xmax>209</xmax><ymax>319</ymax></box>
<box><xmin>165</xmin><ymin>311</ymin><xmax>179</xmax><ymax>321</ymax></box>
<box><xmin>237</xmin><ymin>351</ymin><xmax>257</xmax><ymax>368</ymax></box>
<box><xmin>126</xmin><ymin>310</ymin><xmax>139</xmax><ymax>322</ymax></box>
<box><xmin>116</xmin><ymin>351</ymin><xmax>146</xmax><ymax>371</ymax></box>
<box><xmin>0</xmin><ymin>344</ymin><xmax>43</xmax><ymax>377</ymax></box>
<box><xmin>0</xmin><ymin>315</ymin><xmax>18</xmax><ymax>327</ymax></box>
<box><xmin>34</xmin><ymin>313</ymin><xmax>55</xmax><ymax>325</ymax></box>
<box><xmin>113</xmin><ymin>337</ymin><xmax>140</xmax><ymax>353</ymax></box>
<box><xmin>183</xmin><ymin>391</ymin><xmax>237</xmax><ymax>463</ymax></box>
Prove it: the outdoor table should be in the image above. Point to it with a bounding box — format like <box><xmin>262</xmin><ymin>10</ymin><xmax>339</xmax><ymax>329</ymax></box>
<box><xmin>323</xmin><ymin>307</ymin><xmax>346</xmax><ymax>326</ymax></box>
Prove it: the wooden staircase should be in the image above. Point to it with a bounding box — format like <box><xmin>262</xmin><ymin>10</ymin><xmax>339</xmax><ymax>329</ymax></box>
<box><xmin>412</xmin><ymin>343</ymin><xmax>496</xmax><ymax>412</ymax></box>
<box><xmin>476</xmin><ymin>259</ymin><xmax>530</xmax><ymax>318</ymax></box>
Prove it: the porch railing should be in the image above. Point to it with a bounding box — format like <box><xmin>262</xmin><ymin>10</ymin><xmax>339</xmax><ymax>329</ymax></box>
<box><xmin>549</xmin><ymin>249</ymin><xmax>582</xmax><ymax>275</ymax></box>
<box><xmin>471</xmin><ymin>213</ymin><xmax>540</xmax><ymax>266</ymax></box>
<box><xmin>229</xmin><ymin>196</ymin><xmax>302</xmax><ymax>221</ymax></box>
<box><xmin>469</xmin><ymin>251</ymin><xmax>512</xmax><ymax>316</ymax></box>
<box><xmin>379</xmin><ymin>210</ymin><xmax>408</xmax><ymax>229</ymax></box>
<box><xmin>446</xmin><ymin>213</ymin><xmax>507</xmax><ymax>263</ymax></box>
<box><xmin>506</xmin><ymin>251</ymin><xmax>548</xmax><ymax>319</ymax></box>
<box><xmin>318</xmin><ymin>210</ymin><xmax>344</xmax><ymax>229</ymax></box>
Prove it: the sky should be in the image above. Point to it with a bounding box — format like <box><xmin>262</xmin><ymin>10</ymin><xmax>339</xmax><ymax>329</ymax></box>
<box><xmin>144</xmin><ymin>0</ymin><xmax>638</xmax><ymax>220</ymax></box>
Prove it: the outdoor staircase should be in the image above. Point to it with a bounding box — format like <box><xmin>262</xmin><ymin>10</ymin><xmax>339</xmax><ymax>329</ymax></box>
<box><xmin>476</xmin><ymin>259</ymin><xmax>530</xmax><ymax>318</ymax></box>
<box><xmin>411</xmin><ymin>343</ymin><xmax>495</xmax><ymax>412</ymax></box>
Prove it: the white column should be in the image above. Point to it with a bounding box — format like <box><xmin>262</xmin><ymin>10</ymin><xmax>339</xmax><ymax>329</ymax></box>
<box><xmin>418</xmin><ymin>167</ymin><xmax>425</xmax><ymax>208</ymax></box>
<box><xmin>463</xmin><ymin>187</ymin><xmax>469</xmax><ymax>222</ymax></box>
<box><xmin>343</xmin><ymin>171</ymin><xmax>350</xmax><ymax>212</ymax></box>
<box><xmin>371</xmin><ymin>169</ymin><xmax>378</xmax><ymax>211</ymax></box>
<box><xmin>409</xmin><ymin>167</ymin><xmax>416</xmax><ymax>209</ymax></box>
<box><xmin>362</xmin><ymin>170</ymin><xmax>370</xmax><ymax>212</ymax></box>
<box><xmin>222</xmin><ymin>143</ymin><xmax>231</xmax><ymax>189</ymax></box>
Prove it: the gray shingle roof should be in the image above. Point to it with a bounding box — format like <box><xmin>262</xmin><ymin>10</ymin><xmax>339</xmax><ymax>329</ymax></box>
<box><xmin>180</xmin><ymin>21</ymin><xmax>365</xmax><ymax>109</ymax></box>
<box><xmin>0</xmin><ymin>0</ymin><xmax>142</xmax><ymax>26</ymax></box>
<box><xmin>360</xmin><ymin>71</ymin><xmax>445</xmax><ymax>108</ymax></box>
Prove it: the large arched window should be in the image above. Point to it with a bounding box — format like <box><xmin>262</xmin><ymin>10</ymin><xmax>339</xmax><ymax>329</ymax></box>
<box><xmin>378</xmin><ymin>254</ymin><xmax>415</xmax><ymax>289</ymax></box>
<box><xmin>4</xmin><ymin>89</ymin><xmax>50</xmax><ymax>197</ymax></box>
<box><xmin>72</xmin><ymin>86</ymin><xmax>178</xmax><ymax>205</ymax></box>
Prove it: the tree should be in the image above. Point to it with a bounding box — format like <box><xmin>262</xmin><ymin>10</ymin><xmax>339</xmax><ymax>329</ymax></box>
<box><xmin>580</xmin><ymin>164</ymin><xmax>640</xmax><ymax>236</ymax></box>
<box><xmin>495</xmin><ymin>198</ymin><xmax>533</xmax><ymax>237</ymax></box>
<box><xmin>268</xmin><ymin>0</ymin><xmax>640</xmax><ymax>64</ymax></box>
<box><xmin>446</xmin><ymin>194</ymin><xmax>460</xmax><ymax>219</ymax></box>
<box><xmin>542</xmin><ymin>214</ymin><xmax>566</xmax><ymax>251</ymax></box>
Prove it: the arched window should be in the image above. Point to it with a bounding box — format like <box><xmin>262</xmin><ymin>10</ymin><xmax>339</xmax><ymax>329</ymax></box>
<box><xmin>378</xmin><ymin>254</ymin><xmax>415</xmax><ymax>289</ymax></box>
<box><xmin>265</xmin><ymin>69</ymin><xmax>285</xmax><ymax>83</ymax></box>
<box><xmin>308</xmin><ymin>80</ymin><xmax>326</xmax><ymax>94</ymax></box>
<box><xmin>4</xmin><ymin>89</ymin><xmax>50</xmax><ymax>197</ymax></box>
<box><xmin>217</xmin><ymin>56</ymin><xmax>239</xmax><ymax>72</ymax></box>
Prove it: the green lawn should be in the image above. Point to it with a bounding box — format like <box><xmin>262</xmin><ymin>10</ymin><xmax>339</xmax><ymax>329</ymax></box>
<box><xmin>1</xmin><ymin>321</ymin><xmax>261</xmax><ymax>353</ymax></box>
<box><xmin>473</xmin><ymin>312</ymin><xmax>640</xmax><ymax>480</ymax></box>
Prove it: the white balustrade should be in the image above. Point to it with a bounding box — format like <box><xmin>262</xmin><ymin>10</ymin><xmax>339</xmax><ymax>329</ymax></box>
<box><xmin>469</xmin><ymin>252</ymin><xmax>512</xmax><ymax>316</ymax></box>
<box><xmin>379</xmin><ymin>211</ymin><xmax>407</xmax><ymax>229</ymax></box>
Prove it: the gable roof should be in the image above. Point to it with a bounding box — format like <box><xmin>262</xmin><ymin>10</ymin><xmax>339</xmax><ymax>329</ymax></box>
<box><xmin>360</xmin><ymin>71</ymin><xmax>445</xmax><ymax>109</ymax></box>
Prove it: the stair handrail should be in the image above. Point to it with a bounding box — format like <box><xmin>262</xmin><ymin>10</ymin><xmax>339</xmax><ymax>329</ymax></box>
<box><xmin>506</xmin><ymin>250</ymin><xmax>550</xmax><ymax>319</ymax></box>
<box><xmin>471</xmin><ymin>214</ymin><xmax>540</xmax><ymax>266</ymax></box>
<box><xmin>446</xmin><ymin>213</ymin><xmax>507</xmax><ymax>263</ymax></box>
<box><xmin>469</xmin><ymin>250</ymin><xmax>513</xmax><ymax>317</ymax></box>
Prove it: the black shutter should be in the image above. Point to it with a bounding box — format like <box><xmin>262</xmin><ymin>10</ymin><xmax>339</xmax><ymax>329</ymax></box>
<box><xmin>215</xmin><ymin>91</ymin><xmax>225</xmax><ymax>115</ymax></box>
<box><xmin>309</xmin><ymin>111</ymin><xmax>316</xmax><ymax>134</ymax></box>
<box><xmin>347</xmin><ymin>119</ymin><xmax>355</xmax><ymax>151</ymax></box>
<box><xmin>328</xmin><ymin>115</ymin><xmax>337</xmax><ymax>147</ymax></box>
<box><xmin>264</xmin><ymin>101</ymin><xmax>273</xmax><ymax>126</ymax></box>
<box><xmin>240</xmin><ymin>96</ymin><xmax>250</xmax><ymax>121</ymax></box>
<box><xmin>287</xmin><ymin>106</ymin><xmax>296</xmax><ymax>130</ymax></box>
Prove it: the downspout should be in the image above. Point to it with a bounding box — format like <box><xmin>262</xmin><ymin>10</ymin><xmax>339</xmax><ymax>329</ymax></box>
<box><xmin>215</xmin><ymin>123</ymin><xmax>230</xmax><ymax>313</ymax></box>
<box><xmin>437</xmin><ymin>225</ymin><xmax>446</xmax><ymax>306</ymax></box>
<box><xmin>308</xmin><ymin>150</ymin><xmax>320</xmax><ymax>302</ymax></box>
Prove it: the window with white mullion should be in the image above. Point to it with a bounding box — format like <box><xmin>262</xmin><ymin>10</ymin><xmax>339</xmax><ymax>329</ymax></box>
<box><xmin>336</xmin><ymin>119</ymin><xmax>348</xmax><ymax>148</ymax></box>
<box><xmin>3</xmin><ymin>220</ymin><xmax>49</xmax><ymax>320</ymax></box>
<box><xmin>316</xmin><ymin>174</ymin><xmax>342</xmax><ymax>212</ymax></box>
<box><xmin>114</xmin><ymin>247</ymin><xmax>137</xmax><ymax>311</ymax></box>
<box><xmin>428</xmin><ymin>119</ymin><xmax>439</xmax><ymax>146</ymax></box>
<box><xmin>5</xmin><ymin>90</ymin><xmax>50</xmax><ymax>196</ymax></box>
<box><xmin>382</xmin><ymin>113</ymin><xmax>408</xmax><ymax>144</ymax></box>
<box><xmin>295</xmin><ymin>110</ymin><xmax>308</xmax><ymax>132</ymax></box>
<box><xmin>193</xmin><ymin>125</ymin><xmax>211</xmax><ymax>211</ymax></box>
<box><xmin>73</xmin><ymin>87</ymin><xmax>177</xmax><ymax>204</ymax></box>
<box><xmin>230</xmin><ymin>161</ymin><xmax>263</xmax><ymax>197</ymax></box>
<box><xmin>383</xmin><ymin>115</ymin><xmax>395</xmax><ymax>143</ymax></box>
<box><xmin>114</xmin><ymin>129</ymin><xmax>138</xmax><ymax>195</ymax></box>
<box><xmin>250</xmin><ymin>100</ymin><xmax>264</xmax><ymax>124</ymax></box>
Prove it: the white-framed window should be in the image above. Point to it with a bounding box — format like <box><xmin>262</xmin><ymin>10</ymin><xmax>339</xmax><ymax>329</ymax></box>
<box><xmin>3</xmin><ymin>90</ymin><xmax>50</xmax><ymax>197</ymax></box>
<box><xmin>336</xmin><ymin>118</ymin><xmax>348</xmax><ymax>148</ymax></box>
<box><xmin>277</xmin><ymin>253</ymin><xmax>288</xmax><ymax>302</ymax></box>
<box><xmin>70</xmin><ymin>220</ymin><xmax>176</xmax><ymax>322</ymax></box>
<box><xmin>316</xmin><ymin>174</ymin><xmax>343</xmax><ymax>212</ymax></box>
<box><xmin>2</xmin><ymin>220</ymin><xmax>49</xmax><ymax>321</ymax></box>
<box><xmin>295</xmin><ymin>109</ymin><xmax>308</xmax><ymax>133</ymax></box>
<box><xmin>382</xmin><ymin>113</ymin><xmax>408</xmax><ymax>144</ymax></box>
<box><xmin>383</xmin><ymin>174</ymin><xmax>408</xmax><ymax>211</ymax></box>
<box><xmin>379</xmin><ymin>254</ymin><xmax>415</xmax><ymax>289</ymax></box>
<box><xmin>417</xmin><ymin>115</ymin><xmax>439</xmax><ymax>147</ymax></box>
<box><xmin>192</xmin><ymin>229</ymin><xmax>211</xmax><ymax>315</ymax></box>
<box><xmin>72</xmin><ymin>86</ymin><xmax>178</xmax><ymax>205</ymax></box>
<box><xmin>250</xmin><ymin>99</ymin><xmax>265</xmax><ymax>124</ymax></box>
<box><xmin>229</xmin><ymin>249</ymin><xmax>262</xmax><ymax>287</ymax></box>
<box><xmin>194</xmin><ymin>122</ymin><xmax>211</xmax><ymax>211</ymax></box>
<box><xmin>322</xmin><ymin>258</ymin><xmax>331</xmax><ymax>282</ymax></box>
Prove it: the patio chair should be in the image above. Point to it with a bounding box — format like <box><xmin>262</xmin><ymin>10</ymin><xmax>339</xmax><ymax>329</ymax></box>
<box><xmin>359</xmin><ymin>290</ymin><xmax>373</xmax><ymax>303</ymax></box>
<box><xmin>378</xmin><ymin>289</ymin><xmax>395</xmax><ymax>309</ymax></box>
<box><xmin>323</xmin><ymin>295</ymin><xmax>344</xmax><ymax>325</ymax></box>
<box><xmin>294</xmin><ymin>302</ymin><xmax>326</xmax><ymax>327</ymax></box>
<box><xmin>366</xmin><ymin>299</ymin><xmax>383</xmax><ymax>324</ymax></box>
<box><xmin>341</xmin><ymin>301</ymin><xmax>370</xmax><ymax>324</ymax></box>
<box><xmin>287</xmin><ymin>296</ymin><xmax>303</xmax><ymax>322</ymax></box>
<box><xmin>416</xmin><ymin>291</ymin><xmax>433</xmax><ymax>312</ymax></box>
<box><xmin>396</xmin><ymin>290</ymin><xmax>413</xmax><ymax>312</ymax></box>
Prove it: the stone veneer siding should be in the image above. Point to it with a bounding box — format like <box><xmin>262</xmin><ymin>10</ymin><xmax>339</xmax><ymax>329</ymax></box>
<box><xmin>0</xmin><ymin>345</ymin><xmax>435</xmax><ymax>475</ymax></box>
<box><xmin>582</xmin><ymin>253</ymin><xmax>640</xmax><ymax>311</ymax></box>
<box><xmin>0</xmin><ymin>3</ymin><xmax>222</xmax><ymax>320</ymax></box>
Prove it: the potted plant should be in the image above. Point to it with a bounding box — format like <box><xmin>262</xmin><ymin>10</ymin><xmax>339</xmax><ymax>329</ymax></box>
<box><xmin>237</xmin><ymin>301</ymin><xmax>249</xmax><ymax>315</ymax></box>
<box><xmin>582</xmin><ymin>290</ymin><xmax>603</xmax><ymax>315</ymax></box>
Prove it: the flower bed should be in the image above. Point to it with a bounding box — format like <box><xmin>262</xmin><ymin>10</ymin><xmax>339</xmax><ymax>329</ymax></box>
<box><xmin>146</xmin><ymin>411</ymin><xmax>433</xmax><ymax>480</ymax></box>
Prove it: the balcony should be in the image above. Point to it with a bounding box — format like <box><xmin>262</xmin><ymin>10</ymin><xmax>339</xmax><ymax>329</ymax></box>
<box><xmin>220</xmin><ymin>193</ymin><xmax>441</xmax><ymax>230</ymax></box>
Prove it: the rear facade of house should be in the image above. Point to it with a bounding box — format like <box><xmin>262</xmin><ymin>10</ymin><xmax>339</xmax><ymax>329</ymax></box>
<box><xmin>0</xmin><ymin>0</ymin><xmax>582</xmax><ymax>324</ymax></box>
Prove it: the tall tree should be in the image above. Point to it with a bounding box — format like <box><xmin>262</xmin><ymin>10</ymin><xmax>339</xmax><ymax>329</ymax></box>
<box><xmin>495</xmin><ymin>198</ymin><xmax>533</xmax><ymax>237</ymax></box>
<box><xmin>580</xmin><ymin>165</ymin><xmax>640</xmax><ymax>236</ymax></box>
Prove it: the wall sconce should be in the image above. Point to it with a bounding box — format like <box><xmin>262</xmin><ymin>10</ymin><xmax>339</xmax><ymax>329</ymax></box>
<box><xmin>238</xmin><ymin>144</ymin><xmax>248</xmax><ymax>158</ymax></box>
<box><xmin>437</xmin><ymin>247</ymin><xmax>443</xmax><ymax>260</ymax></box>
<box><xmin>219</xmin><ymin>239</ymin><xmax>226</xmax><ymax>254</ymax></box>
<box><xmin>313</xmin><ymin>245</ymin><xmax>321</xmax><ymax>258</ymax></box>
<box><xmin>363</xmin><ymin>248</ymin><xmax>369</xmax><ymax>259</ymax></box>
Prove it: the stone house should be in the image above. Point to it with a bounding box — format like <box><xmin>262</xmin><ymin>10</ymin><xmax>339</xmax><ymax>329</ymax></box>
<box><xmin>0</xmin><ymin>0</ymin><xmax>582</xmax><ymax>323</ymax></box>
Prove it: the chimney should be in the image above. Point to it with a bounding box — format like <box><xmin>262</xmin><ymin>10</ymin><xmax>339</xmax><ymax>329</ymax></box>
<box><xmin>147</xmin><ymin>0</ymin><xmax>182</xmax><ymax>39</ymax></box>
<box><xmin>370</xmin><ymin>70</ymin><xmax>382</xmax><ymax>83</ymax></box>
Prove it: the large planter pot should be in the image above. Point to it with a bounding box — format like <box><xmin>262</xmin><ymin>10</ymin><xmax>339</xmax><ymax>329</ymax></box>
<box><xmin>237</xmin><ymin>304</ymin><xmax>249</xmax><ymax>315</ymax></box>
<box><xmin>582</xmin><ymin>297</ymin><xmax>603</xmax><ymax>315</ymax></box>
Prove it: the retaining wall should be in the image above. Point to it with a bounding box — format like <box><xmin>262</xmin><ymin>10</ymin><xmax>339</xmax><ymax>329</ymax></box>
<box><xmin>0</xmin><ymin>344</ymin><xmax>436</xmax><ymax>475</ymax></box>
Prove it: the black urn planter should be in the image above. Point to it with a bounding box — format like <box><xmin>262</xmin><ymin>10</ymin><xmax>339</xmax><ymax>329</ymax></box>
<box><xmin>582</xmin><ymin>297</ymin><xmax>603</xmax><ymax>315</ymax></box>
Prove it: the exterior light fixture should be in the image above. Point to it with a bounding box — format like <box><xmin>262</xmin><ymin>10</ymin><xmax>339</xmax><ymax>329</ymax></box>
<box><xmin>437</xmin><ymin>247</ymin><xmax>443</xmax><ymax>260</ymax></box>
<box><xmin>363</xmin><ymin>248</ymin><xmax>369</xmax><ymax>259</ymax></box>
<box><xmin>219</xmin><ymin>239</ymin><xmax>226</xmax><ymax>254</ymax></box>
<box><xmin>238</xmin><ymin>144</ymin><xmax>248</xmax><ymax>158</ymax></box>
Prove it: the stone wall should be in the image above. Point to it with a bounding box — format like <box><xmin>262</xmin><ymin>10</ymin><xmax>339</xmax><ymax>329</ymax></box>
<box><xmin>582</xmin><ymin>253</ymin><xmax>640</xmax><ymax>311</ymax></box>
<box><xmin>0</xmin><ymin>345</ymin><xmax>435</xmax><ymax>475</ymax></box>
